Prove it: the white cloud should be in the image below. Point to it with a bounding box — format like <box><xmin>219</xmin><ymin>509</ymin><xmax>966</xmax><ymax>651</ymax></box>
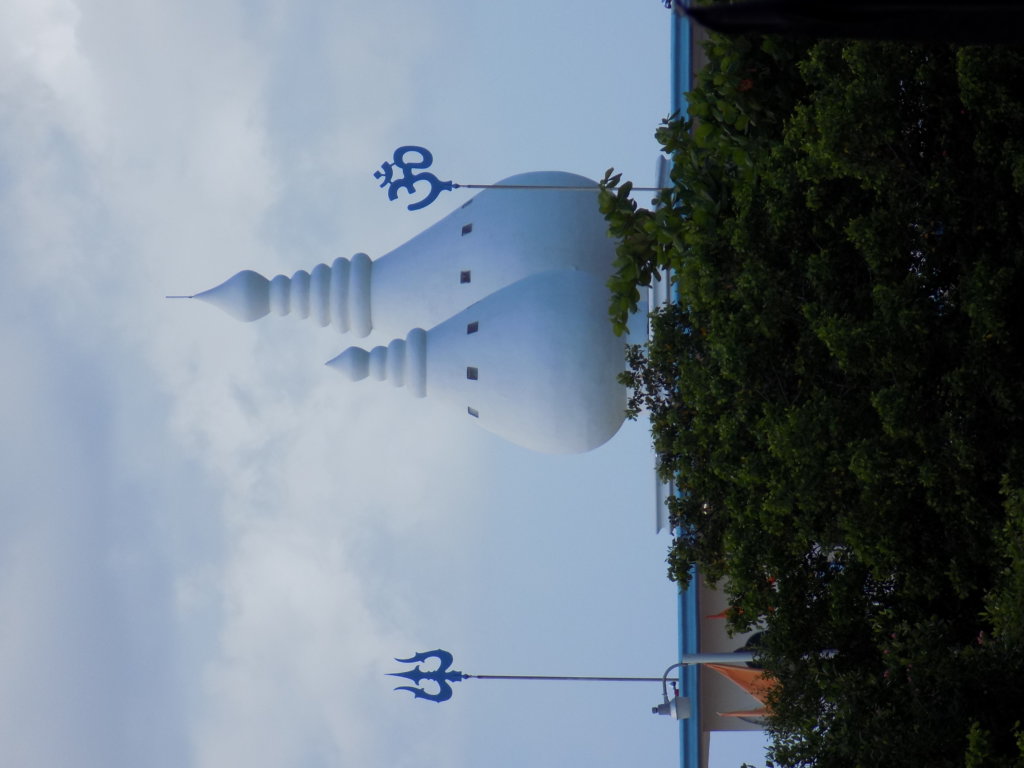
<box><xmin>0</xmin><ymin>2</ymin><xmax>487</xmax><ymax>766</ymax></box>
<box><xmin>0</xmin><ymin>2</ymin><xmax>679</xmax><ymax>766</ymax></box>
<box><xmin>2</xmin><ymin>0</ymin><xmax>102</xmax><ymax>147</ymax></box>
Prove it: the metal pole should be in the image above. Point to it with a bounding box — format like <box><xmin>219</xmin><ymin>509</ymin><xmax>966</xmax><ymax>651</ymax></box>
<box><xmin>470</xmin><ymin>675</ymin><xmax>677</xmax><ymax>683</ymax></box>
<box><xmin>455</xmin><ymin>183</ymin><xmax>669</xmax><ymax>192</ymax></box>
<box><xmin>467</xmin><ymin>653</ymin><xmax>756</xmax><ymax>684</ymax></box>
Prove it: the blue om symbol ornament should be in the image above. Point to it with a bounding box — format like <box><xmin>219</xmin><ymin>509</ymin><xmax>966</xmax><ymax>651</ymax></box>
<box><xmin>389</xmin><ymin>649</ymin><xmax>468</xmax><ymax>702</ymax></box>
<box><xmin>374</xmin><ymin>146</ymin><xmax>457</xmax><ymax>211</ymax></box>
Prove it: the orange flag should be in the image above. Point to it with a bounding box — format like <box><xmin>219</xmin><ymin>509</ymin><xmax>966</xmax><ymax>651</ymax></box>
<box><xmin>705</xmin><ymin>663</ymin><xmax>775</xmax><ymax>703</ymax></box>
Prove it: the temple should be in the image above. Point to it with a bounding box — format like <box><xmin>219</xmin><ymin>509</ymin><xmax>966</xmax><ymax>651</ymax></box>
<box><xmin>187</xmin><ymin>172</ymin><xmax>635</xmax><ymax>454</ymax></box>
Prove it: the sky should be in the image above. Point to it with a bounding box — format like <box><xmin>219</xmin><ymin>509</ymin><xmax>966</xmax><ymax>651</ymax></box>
<box><xmin>0</xmin><ymin>2</ymin><xmax>766</xmax><ymax>767</ymax></box>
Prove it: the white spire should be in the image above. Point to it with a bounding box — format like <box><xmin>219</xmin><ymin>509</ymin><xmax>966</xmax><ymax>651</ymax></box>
<box><xmin>188</xmin><ymin>171</ymin><xmax>617</xmax><ymax>341</ymax></box>
<box><xmin>193</xmin><ymin>270</ymin><xmax>270</xmax><ymax>322</ymax></box>
<box><xmin>323</xmin><ymin>271</ymin><xmax>627</xmax><ymax>455</ymax></box>
<box><xmin>194</xmin><ymin>254</ymin><xmax>374</xmax><ymax>335</ymax></box>
<box><xmin>326</xmin><ymin>328</ymin><xmax>427</xmax><ymax>397</ymax></box>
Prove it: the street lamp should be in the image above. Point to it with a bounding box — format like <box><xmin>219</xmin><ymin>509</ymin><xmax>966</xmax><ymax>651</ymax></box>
<box><xmin>651</xmin><ymin>653</ymin><xmax>756</xmax><ymax>719</ymax></box>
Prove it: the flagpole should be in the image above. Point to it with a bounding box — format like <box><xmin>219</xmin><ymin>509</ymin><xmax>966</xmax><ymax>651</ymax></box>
<box><xmin>374</xmin><ymin>145</ymin><xmax>669</xmax><ymax>210</ymax></box>
<box><xmin>454</xmin><ymin>183</ymin><xmax>669</xmax><ymax>192</ymax></box>
<box><xmin>388</xmin><ymin>649</ymin><xmax>758</xmax><ymax>703</ymax></box>
<box><xmin>468</xmin><ymin>674</ymin><xmax>676</xmax><ymax>683</ymax></box>
<box><xmin>467</xmin><ymin>652</ymin><xmax>756</xmax><ymax>683</ymax></box>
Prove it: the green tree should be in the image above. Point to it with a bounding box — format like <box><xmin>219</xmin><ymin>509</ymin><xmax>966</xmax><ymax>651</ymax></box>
<box><xmin>602</xmin><ymin>28</ymin><xmax>1024</xmax><ymax>768</ymax></box>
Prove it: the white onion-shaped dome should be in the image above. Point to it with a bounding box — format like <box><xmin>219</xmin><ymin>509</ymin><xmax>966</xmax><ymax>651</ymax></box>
<box><xmin>191</xmin><ymin>172</ymin><xmax>616</xmax><ymax>340</ymax></box>
<box><xmin>192</xmin><ymin>269</ymin><xmax>271</xmax><ymax>322</ymax></box>
<box><xmin>326</xmin><ymin>270</ymin><xmax>627</xmax><ymax>454</ymax></box>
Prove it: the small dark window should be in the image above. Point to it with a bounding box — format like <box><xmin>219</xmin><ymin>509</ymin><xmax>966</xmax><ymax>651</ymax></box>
<box><xmin>461</xmin><ymin>223</ymin><xmax>473</xmax><ymax>236</ymax></box>
<box><xmin>467</xmin><ymin>407</ymin><xmax>479</xmax><ymax>418</ymax></box>
<box><xmin>460</xmin><ymin>270</ymin><xmax>471</xmax><ymax>284</ymax></box>
<box><xmin>466</xmin><ymin>366</ymin><xmax>479</xmax><ymax>380</ymax></box>
<box><xmin>466</xmin><ymin>321</ymin><xmax>479</xmax><ymax>334</ymax></box>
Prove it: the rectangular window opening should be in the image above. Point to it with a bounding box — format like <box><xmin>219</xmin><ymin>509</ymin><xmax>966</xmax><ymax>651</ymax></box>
<box><xmin>466</xmin><ymin>321</ymin><xmax>479</xmax><ymax>334</ymax></box>
<box><xmin>467</xmin><ymin>407</ymin><xmax>479</xmax><ymax>418</ymax></box>
<box><xmin>461</xmin><ymin>223</ymin><xmax>473</xmax><ymax>236</ymax></box>
<box><xmin>460</xmin><ymin>270</ymin><xmax>471</xmax><ymax>284</ymax></box>
<box><xmin>466</xmin><ymin>366</ymin><xmax>479</xmax><ymax>380</ymax></box>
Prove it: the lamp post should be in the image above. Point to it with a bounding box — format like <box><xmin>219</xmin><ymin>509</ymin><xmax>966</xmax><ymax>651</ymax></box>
<box><xmin>652</xmin><ymin>654</ymin><xmax>758</xmax><ymax>719</ymax></box>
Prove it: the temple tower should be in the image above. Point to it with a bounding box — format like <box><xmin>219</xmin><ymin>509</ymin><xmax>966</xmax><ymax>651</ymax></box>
<box><xmin>185</xmin><ymin>171</ymin><xmax>633</xmax><ymax>454</ymax></box>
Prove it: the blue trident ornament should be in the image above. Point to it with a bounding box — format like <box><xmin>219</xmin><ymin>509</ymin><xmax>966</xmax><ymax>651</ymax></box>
<box><xmin>387</xmin><ymin>648</ymin><xmax>733</xmax><ymax>706</ymax></box>
<box><xmin>374</xmin><ymin>146</ymin><xmax>456</xmax><ymax>211</ymax></box>
<box><xmin>389</xmin><ymin>649</ymin><xmax>468</xmax><ymax>702</ymax></box>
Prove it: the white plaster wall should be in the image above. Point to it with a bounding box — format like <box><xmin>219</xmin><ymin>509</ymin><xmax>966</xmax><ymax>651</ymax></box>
<box><xmin>698</xmin><ymin>580</ymin><xmax>765</xmax><ymax>732</ymax></box>
<box><xmin>422</xmin><ymin>270</ymin><xmax>627</xmax><ymax>454</ymax></box>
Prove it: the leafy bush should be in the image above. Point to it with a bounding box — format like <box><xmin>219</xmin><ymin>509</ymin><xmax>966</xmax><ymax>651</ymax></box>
<box><xmin>602</xmin><ymin>26</ymin><xmax>1024</xmax><ymax>768</ymax></box>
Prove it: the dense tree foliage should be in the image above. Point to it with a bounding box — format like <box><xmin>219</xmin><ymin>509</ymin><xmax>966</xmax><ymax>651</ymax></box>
<box><xmin>601</xmin><ymin>30</ymin><xmax>1024</xmax><ymax>767</ymax></box>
